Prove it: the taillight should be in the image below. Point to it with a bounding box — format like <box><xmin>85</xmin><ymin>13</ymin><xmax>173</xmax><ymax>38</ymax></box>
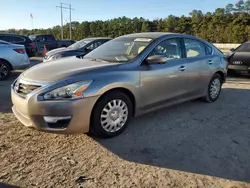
<box><xmin>29</xmin><ymin>42</ymin><xmax>36</xmax><ymax>48</ymax></box>
<box><xmin>14</xmin><ymin>49</ymin><xmax>26</xmax><ymax>54</ymax></box>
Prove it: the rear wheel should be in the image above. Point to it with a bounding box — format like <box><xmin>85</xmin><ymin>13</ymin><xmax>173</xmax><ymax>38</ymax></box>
<box><xmin>0</xmin><ymin>60</ymin><xmax>11</xmax><ymax>80</ymax></box>
<box><xmin>203</xmin><ymin>73</ymin><xmax>222</xmax><ymax>103</ymax></box>
<box><xmin>90</xmin><ymin>92</ymin><xmax>132</xmax><ymax>138</ymax></box>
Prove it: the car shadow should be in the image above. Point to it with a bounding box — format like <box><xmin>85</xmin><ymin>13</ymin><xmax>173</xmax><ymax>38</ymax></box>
<box><xmin>95</xmin><ymin>87</ymin><xmax>250</xmax><ymax>182</ymax></box>
<box><xmin>0</xmin><ymin>183</ymin><xmax>20</xmax><ymax>188</ymax></box>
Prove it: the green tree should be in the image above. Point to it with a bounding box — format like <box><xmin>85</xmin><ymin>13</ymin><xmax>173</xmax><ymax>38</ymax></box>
<box><xmin>141</xmin><ymin>21</ymin><xmax>150</xmax><ymax>32</ymax></box>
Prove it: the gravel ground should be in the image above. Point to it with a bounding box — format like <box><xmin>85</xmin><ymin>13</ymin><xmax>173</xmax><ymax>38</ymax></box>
<box><xmin>0</xmin><ymin>69</ymin><xmax>250</xmax><ymax>188</ymax></box>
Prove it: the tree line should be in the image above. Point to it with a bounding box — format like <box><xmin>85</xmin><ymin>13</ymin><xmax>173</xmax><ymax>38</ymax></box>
<box><xmin>1</xmin><ymin>0</ymin><xmax>250</xmax><ymax>43</ymax></box>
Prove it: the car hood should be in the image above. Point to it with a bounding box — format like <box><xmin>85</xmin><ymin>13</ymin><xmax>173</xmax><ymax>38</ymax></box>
<box><xmin>22</xmin><ymin>57</ymin><xmax>120</xmax><ymax>82</ymax></box>
<box><xmin>46</xmin><ymin>47</ymin><xmax>76</xmax><ymax>57</ymax></box>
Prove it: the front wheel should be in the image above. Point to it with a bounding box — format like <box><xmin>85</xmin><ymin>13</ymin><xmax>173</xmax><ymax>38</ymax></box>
<box><xmin>90</xmin><ymin>92</ymin><xmax>132</xmax><ymax>138</ymax></box>
<box><xmin>203</xmin><ymin>73</ymin><xmax>222</xmax><ymax>103</ymax></box>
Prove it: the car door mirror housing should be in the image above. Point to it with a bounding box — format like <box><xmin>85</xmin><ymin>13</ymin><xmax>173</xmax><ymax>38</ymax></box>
<box><xmin>146</xmin><ymin>55</ymin><xmax>168</xmax><ymax>65</ymax></box>
<box><xmin>230</xmin><ymin>48</ymin><xmax>235</xmax><ymax>52</ymax></box>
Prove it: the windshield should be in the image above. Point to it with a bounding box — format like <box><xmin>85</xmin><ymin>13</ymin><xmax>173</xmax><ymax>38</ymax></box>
<box><xmin>235</xmin><ymin>43</ymin><xmax>250</xmax><ymax>52</ymax></box>
<box><xmin>68</xmin><ymin>39</ymin><xmax>92</xmax><ymax>49</ymax></box>
<box><xmin>84</xmin><ymin>37</ymin><xmax>153</xmax><ymax>62</ymax></box>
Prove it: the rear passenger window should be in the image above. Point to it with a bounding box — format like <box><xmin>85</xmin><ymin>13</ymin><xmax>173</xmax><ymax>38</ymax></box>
<box><xmin>14</xmin><ymin>36</ymin><xmax>25</xmax><ymax>42</ymax></box>
<box><xmin>184</xmin><ymin>39</ymin><xmax>206</xmax><ymax>58</ymax></box>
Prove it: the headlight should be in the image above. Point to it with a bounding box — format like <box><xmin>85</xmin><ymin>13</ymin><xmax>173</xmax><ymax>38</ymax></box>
<box><xmin>44</xmin><ymin>81</ymin><xmax>92</xmax><ymax>100</ymax></box>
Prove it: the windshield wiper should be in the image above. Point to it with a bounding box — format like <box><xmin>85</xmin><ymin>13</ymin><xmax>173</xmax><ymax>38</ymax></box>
<box><xmin>88</xmin><ymin>58</ymin><xmax>109</xmax><ymax>63</ymax></box>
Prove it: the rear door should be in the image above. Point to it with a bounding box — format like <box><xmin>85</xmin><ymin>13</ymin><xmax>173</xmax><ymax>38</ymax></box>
<box><xmin>183</xmin><ymin>38</ymin><xmax>215</xmax><ymax>95</ymax></box>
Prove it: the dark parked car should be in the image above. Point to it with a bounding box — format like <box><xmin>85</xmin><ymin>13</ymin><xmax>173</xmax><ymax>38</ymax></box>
<box><xmin>43</xmin><ymin>37</ymin><xmax>111</xmax><ymax>62</ymax></box>
<box><xmin>29</xmin><ymin>34</ymin><xmax>75</xmax><ymax>53</ymax></box>
<box><xmin>0</xmin><ymin>33</ymin><xmax>37</xmax><ymax>57</ymax></box>
<box><xmin>228</xmin><ymin>42</ymin><xmax>250</xmax><ymax>75</ymax></box>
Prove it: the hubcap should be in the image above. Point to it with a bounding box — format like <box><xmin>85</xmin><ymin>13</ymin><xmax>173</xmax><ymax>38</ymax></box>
<box><xmin>210</xmin><ymin>78</ymin><xmax>221</xmax><ymax>99</ymax></box>
<box><xmin>0</xmin><ymin>63</ymin><xmax>8</xmax><ymax>78</ymax></box>
<box><xmin>100</xmin><ymin>99</ymin><xmax>128</xmax><ymax>133</ymax></box>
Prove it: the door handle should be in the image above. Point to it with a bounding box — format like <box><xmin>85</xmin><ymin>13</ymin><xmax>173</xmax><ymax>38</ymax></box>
<box><xmin>178</xmin><ymin>65</ymin><xmax>186</xmax><ymax>72</ymax></box>
<box><xmin>208</xmin><ymin>60</ymin><xmax>213</xmax><ymax>65</ymax></box>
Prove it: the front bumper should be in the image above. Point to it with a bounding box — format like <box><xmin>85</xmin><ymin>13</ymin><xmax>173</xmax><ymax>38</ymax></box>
<box><xmin>11</xmin><ymin>88</ymin><xmax>99</xmax><ymax>134</ymax></box>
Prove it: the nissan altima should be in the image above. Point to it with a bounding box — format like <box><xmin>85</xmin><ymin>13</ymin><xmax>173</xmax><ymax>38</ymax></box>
<box><xmin>11</xmin><ymin>32</ymin><xmax>228</xmax><ymax>138</ymax></box>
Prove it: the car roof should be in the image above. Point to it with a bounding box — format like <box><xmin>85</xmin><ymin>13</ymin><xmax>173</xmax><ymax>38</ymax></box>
<box><xmin>119</xmin><ymin>32</ymin><xmax>182</xmax><ymax>39</ymax></box>
<box><xmin>118</xmin><ymin>32</ymin><xmax>204</xmax><ymax>41</ymax></box>
<box><xmin>0</xmin><ymin>33</ymin><xmax>29</xmax><ymax>38</ymax></box>
<box><xmin>29</xmin><ymin>34</ymin><xmax>54</xmax><ymax>37</ymax></box>
<box><xmin>84</xmin><ymin>37</ymin><xmax>112</xmax><ymax>40</ymax></box>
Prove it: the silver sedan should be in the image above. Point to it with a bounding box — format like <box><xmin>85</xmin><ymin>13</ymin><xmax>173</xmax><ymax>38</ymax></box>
<box><xmin>11</xmin><ymin>33</ymin><xmax>228</xmax><ymax>138</ymax></box>
<box><xmin>0</xmin><ymin>40</ymin><xmax>30</xmax><ymax>80</ymax></box>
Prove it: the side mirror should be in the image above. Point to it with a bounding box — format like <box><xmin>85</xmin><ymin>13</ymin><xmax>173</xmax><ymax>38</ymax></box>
<box><xmin>230</xmin><ymin>48</ymin><xmax>235</xmax><ymax>52</ymax></box>
<box><xmin>146</xmin><ymin>55</ymin><xmax>168</xmax><ymax>64</ymax></box>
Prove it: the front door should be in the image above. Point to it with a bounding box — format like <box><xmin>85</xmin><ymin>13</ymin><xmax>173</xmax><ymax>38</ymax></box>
<box><xmin>140</xmin><ymin>38</ymin><xmax>188</xmax><ymax>110</ymax></box>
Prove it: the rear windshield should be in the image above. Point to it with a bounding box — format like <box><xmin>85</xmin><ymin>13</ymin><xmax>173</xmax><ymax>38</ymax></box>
<box><xmin>235</xmin><ymin>43</ymin><xmax>250</xmax><ymax>52</ymax></box>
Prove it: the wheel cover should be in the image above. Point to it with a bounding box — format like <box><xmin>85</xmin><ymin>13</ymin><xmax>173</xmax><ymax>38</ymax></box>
<box><xmin>100</xmin><ymin>99</ymin><xmax>128</xmax><ymax>133</ymax></box>
<box><xmin>0</xmin><ymin>63</ymin><xmax>8</xmax><ymax>79</ymax></box>
<box><xmin>210</xmin><ymin>78</ymin><xmax>221</xmax><ymax>99</ymax></box>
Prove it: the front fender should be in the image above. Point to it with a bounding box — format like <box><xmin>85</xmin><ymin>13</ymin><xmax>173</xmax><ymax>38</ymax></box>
<box><xmin>83</xmin><ymin>71</ymin><xmax>141</xmax><ymax>109</ymax></box>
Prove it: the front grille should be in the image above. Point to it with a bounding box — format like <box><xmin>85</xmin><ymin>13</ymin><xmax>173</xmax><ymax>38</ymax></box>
<box><xmin>14</xmin><ymin>81</ymin><xmax>41</xmax><ymax>98</ymax></box>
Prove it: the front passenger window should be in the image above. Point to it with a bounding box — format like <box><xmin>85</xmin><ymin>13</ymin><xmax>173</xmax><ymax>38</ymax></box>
<box><xmin>148</xmin><ymin>39</ymin><xmax>182</xmax><ymax>60</ymax></box>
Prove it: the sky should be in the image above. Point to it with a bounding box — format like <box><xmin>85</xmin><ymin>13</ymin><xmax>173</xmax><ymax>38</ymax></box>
<box><xmin>0</xmin><ymin>0</ymin><xmax>237</xmax><ymax>30</ymax></box>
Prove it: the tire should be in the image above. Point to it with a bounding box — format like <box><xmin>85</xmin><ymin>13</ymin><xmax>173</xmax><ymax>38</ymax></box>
<box><xmin>0</xmin><ymin>60</ymin><xmax>11</xmax><ymax>81</ymax></box>
<box><xmin>203</xmin><ymin>73</ymin><xmax>222</xmax><ymax>103</ymax></box>
<box><xmin>90</xmin><ymin>91</ymin><xmax>133</xmax><ymax>138</ymax></box>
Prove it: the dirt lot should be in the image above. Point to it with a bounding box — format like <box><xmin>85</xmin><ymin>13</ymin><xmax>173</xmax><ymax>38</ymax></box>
<box><xmin>0</xmin><ymin>65</ymin><xmax>250</xmax><ymax>187</ymax></box>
